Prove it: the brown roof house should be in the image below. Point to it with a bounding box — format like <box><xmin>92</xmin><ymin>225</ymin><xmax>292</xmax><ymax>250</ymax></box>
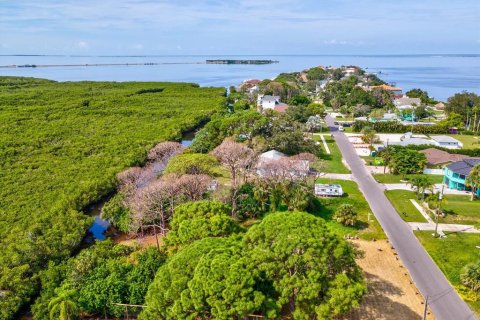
<box><xmin>420</xmin><ymin>148</ymin><xmax>478</xmax><ymax>166</ymax></box>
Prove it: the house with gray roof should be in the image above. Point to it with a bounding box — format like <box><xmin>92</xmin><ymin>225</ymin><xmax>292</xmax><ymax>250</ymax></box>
<box><xmin>431</xmin><ymin>135</ymin><xmax>463</xmax><ymax>149</ymax></box>
<box><xmin>443</xmin><ymin>159</ymin><xmax>480</xmax><ymax>194</ymax></box>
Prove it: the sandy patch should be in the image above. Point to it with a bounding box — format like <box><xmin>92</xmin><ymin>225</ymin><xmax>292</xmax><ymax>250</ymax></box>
<box><xmin>340</xmin><ymin>239</ymin><xmax>435</xmax><ymax>320</ymax></box>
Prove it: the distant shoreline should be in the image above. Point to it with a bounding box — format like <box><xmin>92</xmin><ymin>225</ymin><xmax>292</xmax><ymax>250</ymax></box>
<box><xmin>0</xmin><ymin>59</ymin><xmax>279</xmax><ymax>68</ymax></box>
<box><xmin>0</xmin><ymin>62</ymin><xmax>204</xmax><ymax>68</ymax></box>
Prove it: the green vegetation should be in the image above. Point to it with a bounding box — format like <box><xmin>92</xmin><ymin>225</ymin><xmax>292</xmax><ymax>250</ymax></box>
<box><xmin>315</xmin><ymin>178</ymin><xmax>385</xmax><ymax>239</ymax></box>
<box><xmin>405</xmin><ymin>88</ymin><xmax>438</xmax><ymax>105</ymax></box>
<box><xmin>385</xmin><ymin>190</ymin><xmax>427</xmax><ymax>222</ymax></box>
<box><xmin>314</xmin><ymin>134</ymin><xmax>350</xmax><ymax>173</ymax></box>
<box><xmin>416</xmin><ymin>231</ymin><xmax>480</xmax><ymax>314</ymax></box>
<box><xmin>441</xmin><ymin>195</ymin><xmax>480</xmax><ymax>225</ymax></box>
<box><xmin>0</xmin><ymin>77</ymin><xmax>225</xmax><ymax>319</ymax></box>
<box><xmin>141</xmin><ymin>211</ymin><xmax>366</xmax><ymax>320</ymax></box>
<box><xmin>373</xmin><ymin>173</ymin><xmax>444</xmax><ymax>184</ymax></box>
<box><xmin>164</xmin><ymin>201</ymin><xmax>242</xmax><ymax>251</ymax></box>
<box><xmin>385</xmin><ymin>189</ymin><xmax>480</xmax><ymax>225</ymax></box>
<box><xmin>164</xmin><ymin>153</ymin><xmax>219</xmax><ymax>175</ymax></box>
<box><xmin>32</xmin><ymin>240</ymin><xmax>165</xmax><ymax>320</ymax></box>
<box><xmin>445</xmin><ymin>92</ymin><xmax>480</xmax><ymax>128</ymax></box>
<box><xmin>379</xmin><ymin>145</ymin><xmax>427</xmax><ymax>175</ymax></box>
<box><xmin>333</xmin><ymin>204</ymin><xmax>358</xmax><ymax>226</ymax></box>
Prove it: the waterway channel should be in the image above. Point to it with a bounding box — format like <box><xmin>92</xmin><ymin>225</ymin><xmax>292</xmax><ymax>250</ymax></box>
<box><xmin>84</xmin><ymin>133</ymin><xmax>196</xmax><ymax>241</ymax></box>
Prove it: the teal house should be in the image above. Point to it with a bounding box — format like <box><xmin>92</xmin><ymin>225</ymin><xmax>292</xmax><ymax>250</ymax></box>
<box><xmin>443</xmin><ymin>159</ymin><xmax>480</xmax><ymax>194</ymax></box>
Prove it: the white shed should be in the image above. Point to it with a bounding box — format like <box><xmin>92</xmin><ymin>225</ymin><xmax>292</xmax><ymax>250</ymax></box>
<box><xmin>315</xmin><ymin>184</ymin><xmax>344</xmax><ymax>197</ymax></box>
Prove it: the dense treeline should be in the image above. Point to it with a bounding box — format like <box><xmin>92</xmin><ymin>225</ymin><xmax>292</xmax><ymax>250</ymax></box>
<box><xmin>0</xmin><ymin>77</ymin><xmax>225</xmax><ymax>319</ymax></box>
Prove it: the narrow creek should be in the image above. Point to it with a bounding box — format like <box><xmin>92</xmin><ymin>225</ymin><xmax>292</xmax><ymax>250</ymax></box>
<box><xmin>84</xmin><ymin>132</ymin><xmax>196</xmax><ymax>241</ymax></box>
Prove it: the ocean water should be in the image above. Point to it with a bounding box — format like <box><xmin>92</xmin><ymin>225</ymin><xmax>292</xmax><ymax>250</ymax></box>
<box><xmin>1</xmin><ymin>54</ymin><xmax>479</xmax><ymax>101</ymax></box>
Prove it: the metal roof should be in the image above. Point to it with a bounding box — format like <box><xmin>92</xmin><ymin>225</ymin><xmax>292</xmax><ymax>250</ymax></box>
<box><xmin>447</xmin><ymin>159</ymin><xmax>480</xmax><ymax>176</ymax></box>
<box><xmin>431</xmin><ymin>135</ymin><xmax>460</xmax><ymax>144</ymax></box>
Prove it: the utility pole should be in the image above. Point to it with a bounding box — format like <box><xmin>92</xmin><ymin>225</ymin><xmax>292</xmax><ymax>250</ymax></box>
<box><xmin>423</xmin><ymin>295</ymin><xmax>429</xmax><ymax>320</ymax></box>
<box><xmin>383</xmin><ymin>139</ymin><xmax>389</xmax><ymax>174</ymax></box>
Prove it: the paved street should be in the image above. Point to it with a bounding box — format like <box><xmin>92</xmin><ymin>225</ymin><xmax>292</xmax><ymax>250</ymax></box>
<box><xmin>325</xmin><ymin>115</ymin><xmax>477</xmax><ymax>320</ymax></box>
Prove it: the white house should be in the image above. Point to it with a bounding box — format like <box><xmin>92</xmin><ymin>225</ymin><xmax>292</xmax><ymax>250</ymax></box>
<box><xmin>257</xmin><ymin>150</ymin><xmax>310</xmax><ymax>179</ymax></box>
<box><xmin>380</xmin><ymin>113</ymin><xmax>398</xmax><ymax>121</ymax></box>
<box><xmin>315</xmin><ymin>184</ymin><xmax>344</xmax><ymax>197</ymax></box>
<box><xmin>257</xmin><ymin>94</ymin><xmax>280</xmax><ymax>110</ymax></box>
<box><xmin>385</xmin><ymin>132</ymin><xmax>434</xmax><ymax>147</ymax></box>
<box><xmin>393</xmin><ymin>96</ymin><xmax>421</xmax><ymax>110</ymax></box>
<box><xmin>344</xmin><ymin>67</ymin><xmax>357</xmax><ymax>77</ymax></box>
<box><xmin>431</xmin><ymin>135</ymin><xmax>463</xmax><ymax>149</ymax></box>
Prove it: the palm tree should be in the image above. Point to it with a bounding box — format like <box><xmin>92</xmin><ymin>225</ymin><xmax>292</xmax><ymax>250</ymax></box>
<box><xmin>466</xmin><ymin>164</ymin><xmax>480</xmax><ymax>201</ymax></box>
<box><xmin>333</xmin><ymin>204</ymin><xmax>358</xmax><ymax>226</ymax></box>
<box><xmin>472</xmin><ymin>106</ymin><xmax>480</xmax><ymax>132</ymax></box>
<box><xmin>408</xmin><ymin>175</ymin><xmax>434</xmax><ymax>200</ymax></box>
<box><xmin>361</xmin><ymin>126</ymin><xmax>377</xmax><ymax>147</ymax></box>
<box><xmin>48</xmin><ymin>290</ymin><xmax>80</xmax><ymax>320</ymax></box>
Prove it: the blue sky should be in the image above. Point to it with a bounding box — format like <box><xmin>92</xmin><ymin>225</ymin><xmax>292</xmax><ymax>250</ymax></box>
<box><xmin>0</xmin><ymin>0</ymin><xmax>479</xmax><ymax>55</ymax></box>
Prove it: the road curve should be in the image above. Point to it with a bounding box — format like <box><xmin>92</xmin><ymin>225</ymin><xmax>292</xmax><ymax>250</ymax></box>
<box><xmin>326</xmin><ymin>115</ymin><xmax>476</xmax><ymax>320</ymax></box>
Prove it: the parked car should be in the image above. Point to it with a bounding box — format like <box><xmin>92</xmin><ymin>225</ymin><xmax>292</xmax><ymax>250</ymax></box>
<box><xmin>338</xmin><ymin>125</ymin><xmax>344</xmax><ymax>132</ymax></box>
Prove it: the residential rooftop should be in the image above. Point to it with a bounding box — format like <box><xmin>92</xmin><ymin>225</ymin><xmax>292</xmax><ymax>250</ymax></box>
<box><xmin>447</xmin><ymin>159</ymin><xmax>480</xmax><ymax>176</ymax></box>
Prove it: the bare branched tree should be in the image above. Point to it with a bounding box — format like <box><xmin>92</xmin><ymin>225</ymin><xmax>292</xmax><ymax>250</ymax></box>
<box><xmin>211</xmin><ymin>140</ymin><xmax>255</xmax><ymax>217</ymax></box>
<box><xmin>147</xmin><ymin>141</ymin><xmax>184</xmax><ymax>165</ymax></box>
<box><xmin>117</xmin><ymin>167</ymin><xmax>144</xmax><ymax>191</ymax></box>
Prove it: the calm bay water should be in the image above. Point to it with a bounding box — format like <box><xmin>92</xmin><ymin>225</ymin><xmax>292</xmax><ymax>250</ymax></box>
<box><xmin>1</xmin><ymin>54</ymin><xmax>479</xmax><ymax>101</ymax></box>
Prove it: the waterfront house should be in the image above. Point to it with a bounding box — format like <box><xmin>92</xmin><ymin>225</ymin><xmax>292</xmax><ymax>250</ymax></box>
<box><xmin>444</xmin><ymin>159</ymin><xmax>480</xmax><ymax>194</ymax></box>
<box><xmin>257</xmin><ymin>94</ymin><xmax>280</xmax><ymax>110</ymax></box>
<box><xmin>431</xmin><ymin>135</ymin><xmax>462</xmax><ymax>149</ymax></box>
<box><xmin>370</xmin><ymin>84</ymin><xmax>403</xmax><ymax>98</ymax></box>
<box><xmin>393</xmin><ymin>96</ymin><xmax>421</xmax><ymax>109</ymax></box>
<box><xmin>315</xmin><ymin>184</ymin><xmax>344</xmax><ymax>197</ymax></box>
<box><xmin>344</xmin><ymin>67</ymin><xmax>357</xmax><ymax>77</ymax></box>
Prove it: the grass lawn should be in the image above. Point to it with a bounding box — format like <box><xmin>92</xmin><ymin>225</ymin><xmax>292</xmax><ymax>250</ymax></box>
<box><xmin>373</xmin><ymin>173</ymin><xmax>444</xmax><ymax>184</ymax></box>
<box><xmin>430</xmin><ymin>134</ymin><xmax>480</xmax><ymax>149</ymax></box>
<box><xmin>314</xmin><ymin>134</ymin><xmax>350</xmax><ymax>174</ymax></box>
<box><xmin>440</xmin><ymin>195</ymin><xmax>480</xmax><ymax>225</ymax></box>
<box><xmin>385</xmin><ymin>190</ymin><xmax>427</xmax><ymax>222</ymax></box>
<box><xmin>315</xmin><ymin>178</ymin><xmax>385</xmax><ymax>240</ymax></box>
<box><xmin>415</xmin><ymin>231</ymin><xmax>480</xmax><ymax>315</ymax></box>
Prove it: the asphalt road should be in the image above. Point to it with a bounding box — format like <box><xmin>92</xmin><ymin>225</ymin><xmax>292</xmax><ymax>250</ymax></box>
<box><xmin>326</xmin><ymin>115</ymin><xmax>476</xmax><ymax>320</ymax></box>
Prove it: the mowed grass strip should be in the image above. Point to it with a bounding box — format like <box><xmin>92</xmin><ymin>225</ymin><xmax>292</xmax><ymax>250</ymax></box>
<box><xmin>440</xmin><ymin>195</ymin><xmax>480</xmax><ymax>225</ymax></box>
<box><xmin>385</xmin><ymin>190</ymin><xmax>427</xmax><ymax>222</ymax></box>
<box><xmin>373</xmin><ymin>173</ymin><xmax>444</xmax><ymax>184</ymax></box>
<box><xmin>314</xmin><ymin>134</ymin><xmax>350</xmax><ymax>174</ymax></box>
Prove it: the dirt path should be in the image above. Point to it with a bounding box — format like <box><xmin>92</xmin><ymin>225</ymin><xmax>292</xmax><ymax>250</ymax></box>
<box><xmin>341</xmin><ymin>239</ymin><xmax>435</xmax><ymax>320</ymax></box>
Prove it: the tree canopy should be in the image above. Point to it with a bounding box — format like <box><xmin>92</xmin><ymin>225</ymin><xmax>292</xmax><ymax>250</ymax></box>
<box><xmin>164</xmin><ymin>201</ymin><xmax>242</xmax><ymax>251</ymax></box>
<box><xmin>243</xmin><ymin>211</ymin><xmax>366</xmax><ymax>319</ymax></box>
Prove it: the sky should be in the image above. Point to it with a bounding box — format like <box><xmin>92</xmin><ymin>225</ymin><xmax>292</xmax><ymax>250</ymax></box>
<box><xmin>0</xmin><ymin>0</ymin><xmax>479</xmax><ymax>55</ymax></box>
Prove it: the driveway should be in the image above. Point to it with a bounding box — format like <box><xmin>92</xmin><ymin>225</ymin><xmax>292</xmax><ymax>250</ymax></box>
<box><xmin>325</xmin><ymin>115</ymin><xmax>476</xmax><ymax>320</ymax></box>
<box><xmin>382</xmin><ymin>183</ymin><xmax>472</xmax><ymax>195</ymax></box>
